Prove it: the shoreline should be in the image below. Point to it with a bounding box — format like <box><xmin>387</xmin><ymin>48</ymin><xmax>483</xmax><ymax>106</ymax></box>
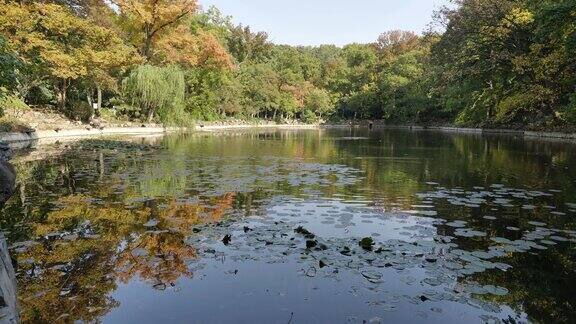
<box><xmin>0</xmin><ymin>123</ymin><xmax>320</xmax><ymax>144</ymax></box>
<box><xmin>0</xmin><ymin>123</ymin><xmax>320</xmax><ymax>163</ymax></box>
<box><xmin>1</xmin><ymin>123</ymin><xmax>575</xmax><ymax>148</ymax></box>
<box><xmin>325</xmin><ymin>124</ymin><xmax>576</xmax><ymax>141</ymax></box>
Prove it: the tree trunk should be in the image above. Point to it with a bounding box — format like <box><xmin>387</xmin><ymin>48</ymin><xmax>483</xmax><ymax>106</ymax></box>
<box><xmin>59</xmin><ymin>79</ymin><xmax>69</xmax><ymax>111</ymax></box>
<box><xmin>87</xmin><ymin>91</ymin><xmax>95</xmax><ymax>120</ymax></box>
<box><xmin>96</xmin><ymin>85</ymin><xmax>102</xmax><ymax>110</ymax></box>
<box><xmin>486</xmin><ymin>81</ymin><xmax>494</xmax><ymax>121</ymax></box>
<box><xmin>95</xmin><ymin>85</ymin><xmax>103</xmax><ymax>118</ymax></box>
<box><xmin>142</xmin><ymin>25</ymin><xmax>154</xmax><ymax>61</ymax></box>
<box><xmin>147</xmin><ymin>106</ymin><xmax>155</xmax><ymax>123</ymax></box>
<box><xmin>87</xmin><ymin>92</ymin><xmax>93</xmax><ymax>109</ymax></box>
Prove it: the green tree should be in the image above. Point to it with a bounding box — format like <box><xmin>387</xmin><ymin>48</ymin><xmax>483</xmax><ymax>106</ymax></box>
<box><xmin>430</xmin><ymin>0</ymin><xmax>576</xmax><ymax>128</ymax></box>
<box><xmin>227</xmin><ymin>25</ymin><xmax>272</xmax><ymax>64</ymax></box>
<box><xmin>0</xmin><ymin>2</ymin><xmax>138</xmax><ymax>113</ymax></box>
<box><xmin>304</xmin><ymin>87</ymin><xmax>333</xmax><ymax>119</ymax></box>
<box><xmin>122</xmin><ymin>65</ymin><xmax>186</xmax><ymax>124</ymax></box>
<box><xmin>0</xmin><ymin>36</ymin><xmax>19</xmax><ymax>91</ymax></box>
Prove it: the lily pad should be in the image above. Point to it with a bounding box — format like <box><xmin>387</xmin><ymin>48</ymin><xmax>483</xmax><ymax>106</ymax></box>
<box><xmin>359</xmin><ymin>237</ymin><xmax>375</xmax><ymax>250</ymax></box>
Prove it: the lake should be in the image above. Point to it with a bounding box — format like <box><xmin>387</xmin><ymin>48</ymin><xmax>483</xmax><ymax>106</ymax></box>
<box><xmin>1</xmin><ymin>128</ymin><xmax>575</xmax><ymax>323</ymax></box>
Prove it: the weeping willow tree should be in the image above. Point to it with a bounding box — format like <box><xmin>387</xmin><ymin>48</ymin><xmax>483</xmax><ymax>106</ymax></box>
<box><xmin>122</xmin><ymin>65</ymin><xmax>189</xmax><ymax>125</ymax></box>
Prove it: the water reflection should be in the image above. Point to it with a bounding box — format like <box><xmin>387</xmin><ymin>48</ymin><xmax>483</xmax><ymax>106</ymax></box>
<box><xmin>1</xmin><ymin>129</ymin><xmax>575</xmax><ymax>323</ymax></box>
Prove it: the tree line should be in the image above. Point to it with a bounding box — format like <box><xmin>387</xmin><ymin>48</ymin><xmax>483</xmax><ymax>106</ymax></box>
<box><xmin>0</xmin><ymin>0</ymin><xmax>574</xmax><ymax>129</ymax></box>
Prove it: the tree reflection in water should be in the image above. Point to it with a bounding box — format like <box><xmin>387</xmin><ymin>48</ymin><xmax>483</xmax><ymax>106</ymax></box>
<box><xmin>0</xmin><ymin>129</ymin><xmax>575</xmax><ymax>323</ymax></box>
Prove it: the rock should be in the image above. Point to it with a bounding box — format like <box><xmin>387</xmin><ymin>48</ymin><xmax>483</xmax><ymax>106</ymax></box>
<box><xmin>90</xmin><ymin>119</ymin><xmax>101</xmax><ymax>128</ymax></box>
<box><xmin>143</xmin><ymin>219</ymin><xmax>159</xmax><ymax>228</ymax></box>
<box><xmin>222</xmin><ymin>234</ymin><xmax>232</xmax><ymax>245</ymax></box>
<box><xmin>0</xmin><ymin>147</ymin><xmax>10</xmax><ymax>167</ymax></box>
<box><xmin>62</xmin><ymin>234</ymin><xmax>79</xmax><ymax>241</ymax></box>
<box><xmin>0</xmin><ymin>233</ymin><xmax>19</xmax><ymax>323</ymax></box>
<box><xmin>0</xmin><ymin>160</ymin><xmax>15</xmax><ymax>208</ymax></box>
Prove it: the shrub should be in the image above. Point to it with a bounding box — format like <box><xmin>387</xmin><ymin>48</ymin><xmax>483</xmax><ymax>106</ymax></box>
<box><xmin>495</xmin><ymin>91</ymin><xmax>539</xmax><ymax>123</ymax></box>
<box><xmin>300</xmin><ymin>110</ymin><xmax>318</xmax><ymax>124</ymax></box>
<box><xmin>186</xmin><ymin>102</ymin><xmax>221</xmax><ymax>121</ymax></box>
<box><xmin>0</xmin><ymin>116</ymin><xmax>31</xmax><ymax>132</ymax></box>
<box><xmin>113</xmin><ymin>104</ymin><xmax>143</xmax><ymax>120</ymax></box>
<box><xmin>558</xmin><ymin>92</ymin><xmax>576</xmax><ymax>124</ymax></box>
<box><xmin>0</xmin><ymin>89</ymin><xmax>29</xmax><ymax>118</ymax></box>
<box><xmin>68</xmin><ymin>101</ymin><xmax>93</xmax><ymax>122</ymax></box>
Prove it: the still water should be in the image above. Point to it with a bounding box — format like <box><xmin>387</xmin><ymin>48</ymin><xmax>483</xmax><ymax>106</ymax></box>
<box><xmin>1</xmin><ymin>128</ymin><xmax>575</xmax><ymax>323</ymax></box>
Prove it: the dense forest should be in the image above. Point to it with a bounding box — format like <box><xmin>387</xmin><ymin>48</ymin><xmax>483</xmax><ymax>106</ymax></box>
<box><xmin>0</xmin><ymin>0</ymin><xmax>575</xmax><ymax>129</ymax></box>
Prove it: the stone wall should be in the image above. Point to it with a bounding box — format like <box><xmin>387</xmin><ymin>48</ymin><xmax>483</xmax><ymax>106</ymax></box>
<box><xmin>0</xmin><ymin>233</ymin><xmax>18</xmax><ymax>323</ymax></box>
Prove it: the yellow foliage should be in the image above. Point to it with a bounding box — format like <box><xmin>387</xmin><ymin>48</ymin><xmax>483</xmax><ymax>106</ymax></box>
<box><xmin>113</xmin><ymin>0</ymin><xmax>197</xmax><ymax>60</ymax></box>
<box><xmin>114</xmin><ymin>0</ymin><xmax>232</xmax><ymax>69</ymax></box>
<box><xmin>0</xmin><ymin>2</ymin><xmax>140</xmax><ymax>91</ymax></box>
<box><xmin>505</xmin><ymin>8</ymin><xmax>534</xmax><ymax>27</ymax></box>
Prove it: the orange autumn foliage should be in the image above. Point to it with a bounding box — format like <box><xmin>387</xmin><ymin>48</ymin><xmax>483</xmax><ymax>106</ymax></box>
<box><xmin>113</xmin><ymin>0</ymin><xmax>231</xmax><ymax>69</ymax></box>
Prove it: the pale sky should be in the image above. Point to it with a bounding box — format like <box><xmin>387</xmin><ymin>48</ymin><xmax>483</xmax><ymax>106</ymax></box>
<box><xmin>199</xmin><ymin>0</ymin><xmax>451</xmax><ymax>46</ymax></box>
